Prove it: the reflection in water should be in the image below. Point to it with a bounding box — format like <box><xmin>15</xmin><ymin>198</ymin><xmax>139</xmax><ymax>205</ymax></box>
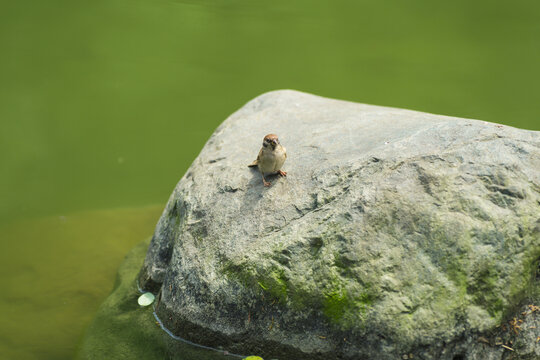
<box><xmin>1</xmin><ymin>0</ymin><xmax>539</xmax><ymax>359</ymax></box>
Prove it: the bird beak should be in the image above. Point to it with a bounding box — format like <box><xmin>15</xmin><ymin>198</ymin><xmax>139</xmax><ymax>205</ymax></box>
<box><xmin>272</xmin><ymin>139</ymin><xmax>278</xmax><ymax>146</ymax></box>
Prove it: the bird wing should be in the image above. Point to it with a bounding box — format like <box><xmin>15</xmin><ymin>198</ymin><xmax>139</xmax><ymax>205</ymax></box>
<box><xmin>248</xmin><ymin>148</ymin><xmax>263</xmax><ymax>167</ymax></box>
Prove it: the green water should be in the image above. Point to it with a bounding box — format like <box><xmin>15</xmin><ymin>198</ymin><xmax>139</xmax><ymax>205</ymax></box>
<box><xmin>0</xmin><ymin>206</ymin><xmax>163</xmax><ymax>359</ymax></box>
<box><xmin>1</xmin><ymin>0</ymin><xmax>539</xmax><ymax>359</ymax></box>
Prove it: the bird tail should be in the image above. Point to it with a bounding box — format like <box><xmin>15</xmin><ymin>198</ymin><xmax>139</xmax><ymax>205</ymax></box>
<box><xmin>248</xmin><ymin>160</ymin><xmax>258</xmax><ymax>168</ymax></box>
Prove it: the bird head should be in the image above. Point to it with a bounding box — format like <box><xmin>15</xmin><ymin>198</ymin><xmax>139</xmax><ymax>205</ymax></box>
<box><xmin>263</xmin><ymin>134</ymin><xmax>279</xmax><ymax>149</ymax></box>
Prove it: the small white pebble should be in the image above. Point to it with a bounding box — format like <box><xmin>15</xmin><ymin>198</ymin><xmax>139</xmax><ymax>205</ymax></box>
<box><xmin>138</xmin><ymin>292</ymin><xmax>155</xmax><ymax>306</ymax></box>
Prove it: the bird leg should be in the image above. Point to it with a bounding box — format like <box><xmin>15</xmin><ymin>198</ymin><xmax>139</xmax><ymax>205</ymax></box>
<box><xmin>262</xmin><ymin>174</ymin><xmax>271</xmax><ymax>187</ymax></box>
<box><xmin>278</xmin><ymin>170</ymin><xmax>287</xmax><ymax>177</ymax></box>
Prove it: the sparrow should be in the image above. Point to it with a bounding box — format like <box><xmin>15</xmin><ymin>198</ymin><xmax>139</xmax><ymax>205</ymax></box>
<box><xmin>248</xmin><ymin>134</ymin><xmax>287</xmax><ymax>187</ymax></box>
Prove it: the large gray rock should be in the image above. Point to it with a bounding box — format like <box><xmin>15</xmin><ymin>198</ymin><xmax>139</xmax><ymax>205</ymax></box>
<box><xmin>139</xmin><ymin>90</ymin><xmax>540</xmax><ymax>359</ymax></box>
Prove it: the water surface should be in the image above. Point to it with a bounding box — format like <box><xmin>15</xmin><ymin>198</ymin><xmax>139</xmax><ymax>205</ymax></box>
<box><xmin>0</xmin><ymin>206</ymin><xmax>162</xmax><ymax>359</ymax></box>
<box><xmin>1</xmin><ymin>0</ymin><xmax>539</xmax><ymax>359</ymax></box>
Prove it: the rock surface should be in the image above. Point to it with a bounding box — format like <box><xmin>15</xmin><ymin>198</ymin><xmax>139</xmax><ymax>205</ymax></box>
<box><xmin>139</xmin><ymin>90</ymin><xmax>540</xmax><ymax>359</ymax></box>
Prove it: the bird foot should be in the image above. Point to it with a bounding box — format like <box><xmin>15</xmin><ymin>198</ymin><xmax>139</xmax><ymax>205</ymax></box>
<box><xmin>278</xmin><ymin>170</ymin><xmax>287</xmax><ymax>177</ymax></box>
<box><xmin>263</xmin><ymin>180</ymin><xmax>271</xmax><ymax>187</ymax></box>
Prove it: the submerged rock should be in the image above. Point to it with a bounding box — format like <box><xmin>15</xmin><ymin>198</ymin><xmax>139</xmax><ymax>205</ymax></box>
<box><xmin>77</xmin><ymin>239</ymin><xmax>241</xmax><ymax>360</ymax></box>
<box><xmin>139</xmin><ymin>90</ymin><xmax>540</xmax><ymax>359</ymax></box>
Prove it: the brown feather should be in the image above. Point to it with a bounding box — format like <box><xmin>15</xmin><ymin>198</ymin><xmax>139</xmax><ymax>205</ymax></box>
<box><xmin>248</xmin><ymin>148</ymin><xmax>263</xmax><ymax>167</ymax></box>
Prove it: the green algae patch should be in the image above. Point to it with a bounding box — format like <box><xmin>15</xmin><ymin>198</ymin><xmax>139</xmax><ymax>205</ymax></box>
<box><xmin>256</xmin><ymin>267</ymin><xmax>289</xmax><ymax>303</ymax></box>
<box><xmin>223</xmin><ymin>259</ymin><xmax>290</xmax><ymax>304</ymax></box>
<box><xmin>77</xmin><ymin>239</ymin><xmax>235</xmax><ymax>360</ymax></box>
<box><xmin>323</xmin><ymin>286</ymin><xmax>374</xmax><ymax>326</ymax></box>
<box><xmin>322</xmin><ymin>287</ymin><xmax>353</xmax><ymax>324</ymax></box>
